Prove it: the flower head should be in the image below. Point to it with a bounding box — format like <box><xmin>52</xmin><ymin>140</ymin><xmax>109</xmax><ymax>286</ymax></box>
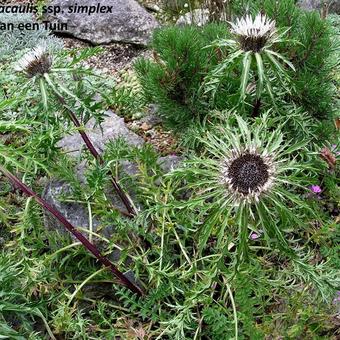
<box><xmin>230</xmin><ymin>13</ymin><xmax>276</xmax><ymax>52</ymax></box>
<box><xmin>175</xmin><ymin>114</ymin><xmax>297</xmax><ymax>209</ymax></box>
<box><xmin>310</xmin><ymin>185</ymin><xmax>322</xmax><ymax>194</ymax></box>
<box><xmin>250</xmin><ymin>232</ymin><xmax>260</xmax><ymax>240</ymax></box>
<box><xmin>221</xmin><ymin>151</ymin><xmax>275</xmax><ymax>203</ymax></box>
<box><xmin>15</xmin><ymin>44</ymin><xmax>52</xmax><ymax>78</ymax></box>
<box><xmin>173</xmin><ymin>112</ymin><xmax>309</xmax><ymax>212</ymax></box>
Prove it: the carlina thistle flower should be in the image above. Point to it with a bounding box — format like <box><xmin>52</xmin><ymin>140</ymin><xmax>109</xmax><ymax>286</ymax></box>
<box><xmin>230</xmin><ymin>13</ymin><xmax>276</xmax><ymax>52</ymax></box>
<box><xmin>14</xmin><ymin>44</ymin><xmax>138</xmax><ymax>217</ymax></box>
<box><xmin>171</xmin><ymin>113</ymin><xmax>311</xmax><ymax>247</ymax></box>
<box><xmin>221</xmin><ymin>150</ymin><xmax>275</xmax><ymax>203</ymax></box>
<box><xmin>15</xmin><ymin>44</ymin><xmax>52</xmax><ymax>78</ymax></box>
<box><xmin>172</xmin><ymin>113</ymin><xmax>327</xmax><ymax>292</ymax></box>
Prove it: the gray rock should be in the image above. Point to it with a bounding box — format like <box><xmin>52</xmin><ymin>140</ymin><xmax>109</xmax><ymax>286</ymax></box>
<box><xmin>120</xmin><ymin>160</ymin><xmax>140</xmax><ymax>177</ymax></box>
<box><xmin>42</xmin><ymin>155</ymin><xmax>183</xmax><ymax>240</ymax></box>
<box><xmin>158</xmin><ymin>155</ymin><xmax>183</xmax><ymax>173</ymax></box>
<box><xmin>42</xmin><ymin>180</ymin><xmax>127</xmax><ymax>261</ymax></box>
<box><xmin>155</xmin><ymin>155</ymin><xmax>183</xmax><ymax>186</ymax></box>
<box><xmin>58</xmin><ymin>110</ymin><xmax>144</xmax><ymax>157</ymax></box>
<box><xmin>44</xmin><ymin>109</ymin><xmax>144</xmax><ymax>244</ymax></box>
<box><xmin>41</xmin><ymin>155</ymin><xmax>183</xmax><ymax>253</ymax></box>
<box><xmin>297</xmin><ymin>0</ymin><xmax>340</xmax><ymax>14</ymax></box>
<box><xmin>43</xmin><ymin>181</ymin><xmax>107</xmax><ymax>238</ymax></box>
<box><xmin>176</xmin><ymin>8</ymin><xmax>210</xmax><ymax>26</ymax></box>
<box><xmin>45</xmin><ymin>0</ymin><xmax>160</xmax><ymax>46</ymax></box>
<box><xmin>119</xmin><ymin>155</ymin><xmax>183</xmax><ymax>180</ymax></box>
<box><xmin>43</xmin><ymin>107</ymin><xmax>183</xmax><ymax>247</ymax></box>
<box><xmin>139</xmin><ymin>104</ymin><xmax>163</xmax><ymax>127</ymax></box>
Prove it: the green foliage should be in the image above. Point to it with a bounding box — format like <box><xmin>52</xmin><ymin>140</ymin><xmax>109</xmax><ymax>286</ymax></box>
<box><xmin>136</xmin><ymin>0</ymin><xmax>337</xmax><ymax>130</ymax></box>
<box><xmin>0</xmin><ymin>133</ymin><xmax>338</xmax><ymax>338</ymax></box>
<box><xmin>171</xmin><ymin>113</ymin><xmax>338</xmax><ymax>298</ymax></box>
<box><xmin>245</xmin><ymin>0</ymin><xmax>337</xmax><ymax>118</ymax></box>
<box><xmin>204</xmin><ymin>23</ymin><xmax>296</xmax><ymax>105</ymax></box>
<box><xmin>290</xmin><ymin>12</ymin><xmax>336</xmax><ymax>118</ymax></box>
<box><xmin>108</xmin><ymin>69</ymin><xmax>147</xmax><ymax>118</ymax></box>
<box><xmin>0</xmin><ymin>252</ymin><xmax>54</xmax><ymax>339</ymax></box>
<box><xmin>135</xmin><ymin>23</ymin><xmax>231</xmax><ymax>128</ymax></box>
<box><xmin>0</xmin><ymin>2</ymin><xmax>339</xmax><ymax>339</ymax></box>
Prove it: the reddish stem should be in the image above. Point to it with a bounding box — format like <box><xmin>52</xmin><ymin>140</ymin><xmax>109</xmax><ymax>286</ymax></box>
<box><xmin>0</xmin><ymin>166</ymin><xmax>143</xmax><ymax>296</ymax></box>
<box><xmin>57</xmin><ymin>95</ymin><xmax>137</xmax><ymax>217</ymax></box>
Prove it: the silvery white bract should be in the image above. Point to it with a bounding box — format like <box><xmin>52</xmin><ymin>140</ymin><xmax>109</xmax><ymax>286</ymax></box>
<box><xmin>230</xmin><ymin>14</ymin><xmax>276</xmax><ymax>52</ymax></box>
<box><xmin>230</xmin><ymin>13</ymin><xmax>275</xmax><ymax>38</ymax></box>
<box><xmin>15</xmin><ymin>44</ymin><xmax>53</xmax><ymax>78</ymax></box>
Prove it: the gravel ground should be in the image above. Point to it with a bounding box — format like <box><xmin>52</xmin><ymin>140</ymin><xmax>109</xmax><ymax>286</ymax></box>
<box><xmin>127</xmin><ymin>117</ymin><xmax>180</xmax><ymax>155</ymax></box>
<box><xmin>62</xmin><ymin>37</ymin><xmax>179</xmax><ymax>155</ymax></box>
<box><xmin>62</xmin><ymin>37</ymin><xmax>150</xmax><ymax>75</ymax></box>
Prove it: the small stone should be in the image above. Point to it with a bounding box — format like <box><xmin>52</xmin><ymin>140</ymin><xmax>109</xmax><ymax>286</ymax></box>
<box><xmin>144</xmin><ymin>3</ymin><xmax>161</xmax><ymax>13</ymax></box>
<box><xmin>58</xmin><ymin>110</ymin><xmax>144</xmax><ymax>157</ymax></box>
<box><xmin>154</xmin><ymin>155</ymin><xmax>183</xmax><ymax>186</ymax></box>
<box><xmin>157</xmin><ymin>155</ymin><xmax>183</xmax><ymax>173</ymax></box>
<box><xmin>139</xmin><ymin>105</ymin><xmax>163</xmax><ymax>127</ymax></box>
<box><xmin>132</xmin><ymin>112</ymin><xmax>144</xmax><ymax>120</ymax></box>
<box><xmin>145</xmin><ymin>130</ymin><xmax>156</xmax><ymax>138</ymax></box>
<box><xmin>297</xmin><ymin>0</ymin><xmax>340</xmax><ymax>13</ymax></box>
<box><xmin>176</xmin><ymin>9</ymin><xmax>210</xmax><ymax>26</ymax></box>
<box><xmin>141</xmin><ymin>122</ymin><xmax>151</xmax><ymax>131</ymax></box>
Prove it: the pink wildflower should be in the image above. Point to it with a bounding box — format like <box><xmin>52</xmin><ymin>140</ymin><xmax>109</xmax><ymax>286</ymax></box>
<box><xmin>250</xmin><ymin>232</ymin><xmax>260</xmax><ymax>240</ymax></box>
<box><xmin>310</xmin><ymin>185</ymin><xmax>322</xmax><ymax>194</ymax></box>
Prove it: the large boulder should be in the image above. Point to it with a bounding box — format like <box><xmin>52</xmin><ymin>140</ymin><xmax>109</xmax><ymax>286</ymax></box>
<box><xmin>297</xmin><ymin>0</ymin><xmax>340</xmax><ymax>14</ymax></box>
<box><xmin>44</xmin><ymin>0</ymin><xmax>160</xmax><ymax>45</ymax></box>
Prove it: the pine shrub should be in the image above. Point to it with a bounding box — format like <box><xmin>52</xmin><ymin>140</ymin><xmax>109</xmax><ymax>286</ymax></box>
<box><xmin>263</xmin><ymin>1</ymin><xmax>335</xmax><ymax>118</ymax></box>
<box><xmin>134</xmin><ymin>23</ymin><xmax>236</xmax><ymax>128</ymax></box>
<box><xmin>136</xmin><ymin>0</ymin><xmax>337</xmax><ymax>128</ymax></box>
<box><xmin>235</xmin><ymin>0</ymin><xmax>337</xmax><ymax>119</ymax></box>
